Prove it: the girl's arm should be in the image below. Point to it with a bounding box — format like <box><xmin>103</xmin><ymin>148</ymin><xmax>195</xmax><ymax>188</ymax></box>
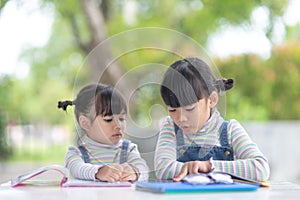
<box><xmin>126</xmin><ymin>143</ymin><xmax>149</xmax><ymax>181</ymax></box>
<box><xmin>213</xmin><ymin>120</ymin><xmax>270</xmax><ymax>181</ymax></box>
<box><xmin>65</xmin><ymin>146</ymin><xmax>104</xmax><ymax>181</ymax></box>
<box><xmin>154</xmin><ymin>119</ymin><xmax>184</xmax><ymax>180</ymax></box>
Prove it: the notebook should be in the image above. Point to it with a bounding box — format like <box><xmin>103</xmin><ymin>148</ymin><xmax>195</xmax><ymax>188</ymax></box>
<box><xmin>135</xmin><ymin>181</ymin><xmax>260</xmax><ymax>194</ymax></box>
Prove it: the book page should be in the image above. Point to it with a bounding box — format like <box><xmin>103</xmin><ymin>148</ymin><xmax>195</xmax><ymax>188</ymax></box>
<box><xmin>62</xmin><ymin>178</ymin><xmax>132</xmax><ymax>187</ymax></box>
<box><xmin>212</xmin><ymin>171</ymin><xmax>270</xmax><ymax>187</ymax></box>
<box><xmin>10</xmin><ymin>164</ymin><xmax>133</xmax><ymax>188</ymax></box>
<box><xmin>11</xmin><ymin>164</ymin><xmax>68</xmax><ymax>187</ymax></box>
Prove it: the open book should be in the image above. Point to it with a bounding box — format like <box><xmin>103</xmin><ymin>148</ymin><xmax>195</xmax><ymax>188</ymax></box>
<box><xmin>213</xmin><ymin>171</ymin><xmax>270</xmax><ymax>187</ymax></box>
<box><xmin>10</xmin><ymin>164</ymin><xmax>132</xmax><ymax>187</ymax></box>
<box><xmin>181</xmin><ymin>171</ymin><xmax>270</xmax><ymax>187</ymax></box>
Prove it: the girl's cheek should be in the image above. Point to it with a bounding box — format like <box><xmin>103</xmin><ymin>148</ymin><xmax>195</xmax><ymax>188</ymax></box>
<box><xmin>168</xmin><ymin>112</ymin><xmax>174</xmax><ymax>118</ymax></box>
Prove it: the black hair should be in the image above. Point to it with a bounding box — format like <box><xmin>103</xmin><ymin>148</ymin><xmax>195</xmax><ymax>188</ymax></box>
<box><xmin>57</xmin><ymin>83</ymin><xmax>127</xmax><ymax>122</ymax></box>
<box><xmin>160</xmin><ymin>57</ymin><xmax>234</xmax><ymax>108</ymax></box>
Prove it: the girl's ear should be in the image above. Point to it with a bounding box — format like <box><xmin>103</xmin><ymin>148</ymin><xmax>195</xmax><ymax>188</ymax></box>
<box><xmin>79</xmin><ymin>115</ymin><xmax>91</xmax><ymax>132</ymax></box>
<box><xmin>208</xmin><ymin>91</ymin><xmax>218</xmax><ymax>108</ymax></box>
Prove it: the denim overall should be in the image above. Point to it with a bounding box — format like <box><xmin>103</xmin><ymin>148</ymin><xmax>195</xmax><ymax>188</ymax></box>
<box><xmin>176</xmin><ymin>121</ymin><xmax>234</xmax><ymax>162</ymax></box>
<box><xmin>78</xmin><ymin>140</ymin><xmax>131</xmax><ymax>164</ymax></box>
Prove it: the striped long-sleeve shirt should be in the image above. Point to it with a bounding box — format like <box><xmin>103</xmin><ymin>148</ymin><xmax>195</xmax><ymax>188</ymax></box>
<box><xmin>65</xmin><ymin>134</ymin><xmax>149</xmax><ymax>181</ymax></box>
<box><xmin>154</xmin><ymin>110</ymin><xmax>270</xmax><ymax>181</ymax></box>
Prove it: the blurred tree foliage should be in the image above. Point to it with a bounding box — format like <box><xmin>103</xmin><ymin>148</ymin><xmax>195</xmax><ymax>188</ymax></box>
<box><xmin>217</xmin><ymin>40</ymin><xmax>300</xmax><ymax>120</ymax></box>
<box><xmin>0</xmin><ymin>110</ymin><xmax>11</xmax><ymax>159</ymax></box>
<box><xmin>0</xmin><ymin>0</ymin><xmax>299</xmax><ymax>131</ymax></box>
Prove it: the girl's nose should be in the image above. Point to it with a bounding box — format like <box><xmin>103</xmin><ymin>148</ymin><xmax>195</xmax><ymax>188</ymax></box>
<box><xmin>114</xmin><ymin>119</ymin><xmax>121</xmax><ymax>129</ymax></box>
<box><xmin>179</xmin><ymin>114</ymin><xmax>187</xmax><ymax>122</ymax></box>
<box><xmin>178</xmin><ymin>109</ymin><xmax>187</xmax><ymax>122</ymax></box>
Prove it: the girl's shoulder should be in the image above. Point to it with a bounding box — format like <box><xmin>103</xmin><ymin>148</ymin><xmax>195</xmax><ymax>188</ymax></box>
<box><xmin>226</xmin><ymin>119</ymin><xmax>247</xmax><ymax>133</ymax></box>
<box><xmin>121</xmin><ymin>139</ymin><xmax>138</xmax><ymax>151</ymax></box>
<box><xmin>227</xmin><ymin>119</ymin><xmax>241</xmax><ymax>126</ymax></box>
<box><xmin>161</xmin><ymin>116</ymin><xmax>175</xmax><ymax>127</ymax></box>
<box><xmin>158</xmin><ymin>117</ymin><xmax>176</xmax><ymax>138</ymax></box>
<box><xmin>66</xmin><ymin>145</ymin><xmax>82</xmax><ymax>155</ymax></box>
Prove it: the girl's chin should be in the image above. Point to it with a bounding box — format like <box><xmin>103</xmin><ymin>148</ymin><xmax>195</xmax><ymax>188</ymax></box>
<box><xmin>96</xmin><ymin>138</ymin><xmax>121</xmax><ymax>145</ymax></box>
<box><xmin>110</xmin><ymin>136</ymin><xmax>122</xmax><ymax>144</ymax></box>
<box><xmin>183</xmin><ymin>129</ymin><xmax>197</xmax><ymax>135</ymax></box>
<box><xmin>111</xmin><ymin>140</ymin><xmax>121</xmax><ymax>145</ymax></box>
<box><xmin>185</xmin><ymin>132</ymin><xmax>196</xmax><ymax>135</ymax></box>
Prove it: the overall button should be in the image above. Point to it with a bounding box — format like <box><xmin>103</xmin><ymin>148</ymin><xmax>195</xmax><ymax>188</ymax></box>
<box><xmin>224</xmin><ymin>151</ymin><xmax>231</xmax><ymax>156</ymax></box>
<box><xmin>179</xmin><ymin>149</ymin><xmax>185</xmax><ymax>155</ymax></box>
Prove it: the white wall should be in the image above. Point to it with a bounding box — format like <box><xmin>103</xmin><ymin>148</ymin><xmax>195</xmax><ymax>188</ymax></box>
<box><xmin>242</xmin><ymin>121</ymin><xmax>300</xmax><ymax>183</ymax></box>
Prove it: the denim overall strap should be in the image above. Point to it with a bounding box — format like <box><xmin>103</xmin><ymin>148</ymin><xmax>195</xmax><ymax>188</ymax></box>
<box><xmin>120</xmin><ymin>140</ymin><xmax>130</xmax><ymax>164</ymax></box>
<box><xmin>78</xmin><ymin>146</ymin><xmax>90</xmax><ymax>163</ymax></box>
<box><xmin>175</xmin><ymin>122</ymin><xmax>229</xmax><ymax>146</ymax></box>
<box><xmin>219</xmin><ymin>121</ymin><xmax>229</xmax><ymax>146</ymax></box>
<box><xmin>175</xmin><ymin>123</ymin><xmax>185</xmax><ymax>146</ymax></box>
<box><xmin>176</xmin><ymin>120</ymin><xmax>234</xmax><ymax>162</ymax></box>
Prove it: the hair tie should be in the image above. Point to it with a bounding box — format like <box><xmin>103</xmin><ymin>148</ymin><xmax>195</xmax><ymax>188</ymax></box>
<box><xmin>57</xmin><ymin>100</ymin><xmax>73</xmax><ymax>111</ymax></box>
<box><xmin>215</xmin><ymin>78</ymin><xmax>234</xmax><ymax>92</ymax></box>
<box><xmin>224</xmin><ymin>78</ymin><xmax>234</xmax><ymax>91</ymax></box>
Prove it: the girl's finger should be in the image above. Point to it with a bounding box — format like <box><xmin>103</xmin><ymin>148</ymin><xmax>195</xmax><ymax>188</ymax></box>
<box><xmin>192</xmin><ymin>163</ymin><xmax>200</xmax><ymax>174</ymax></box>
<box><xmin>173</xmin><ymin>165</ymin><xmax>188</xmax><ymax>182</ymax></box>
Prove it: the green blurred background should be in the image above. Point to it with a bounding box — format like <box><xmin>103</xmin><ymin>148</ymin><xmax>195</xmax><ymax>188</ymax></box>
<box><xmin>0</xmin><ymin>0</ymin><xmax>299</xmax><ymax>181</ymax></box>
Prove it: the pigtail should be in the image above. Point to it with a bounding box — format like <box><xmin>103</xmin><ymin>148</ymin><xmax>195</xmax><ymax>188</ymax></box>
<box><xmin>215</xmin><ymin>78</ymin><xmax>234</xmax><ymax>93</ymax></box>
<box><xmin>224</xmin><ymin>78</ymin><xmax>234</xmax><ymax>91</ymax></box>
<box><xmin>57</xmin><ymin>100</ymin><xmax>74</xmax><ymax>111</ymax></box>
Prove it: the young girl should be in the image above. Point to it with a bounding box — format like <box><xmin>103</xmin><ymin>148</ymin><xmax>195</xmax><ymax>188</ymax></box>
<box><xmin>58</xmin><ymin>83</ymin><xmax>148</xmax><ymax>182</ymax></box>
<box><xmin>155</xmin><ymin>57</ymin><xmax>270</xmax><ymax>182</ymax></box>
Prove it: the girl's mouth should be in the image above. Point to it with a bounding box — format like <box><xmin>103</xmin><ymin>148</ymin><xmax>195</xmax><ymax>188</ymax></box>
<box><xmin>181</xmin><ymin>125</ymin><xmax>190</xmax><ymax>130</ymax></box>
<box><xmin>112</xmin><ymin>133</ymin><xmax>122</xmax><ymax>138</ymax></box>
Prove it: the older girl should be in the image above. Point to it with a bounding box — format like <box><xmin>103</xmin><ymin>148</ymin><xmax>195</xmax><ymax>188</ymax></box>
<box><xmin>155</xmin><ymin>57</ymin><xmax>270</xmax><ymax>182</ymax></box>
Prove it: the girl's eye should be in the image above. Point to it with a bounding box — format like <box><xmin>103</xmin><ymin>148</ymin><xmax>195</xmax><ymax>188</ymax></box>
<box><xmin>185</xmin><ymin>107</ymin><xmax>195</xmax><ymax>112</ymax></box>
<box><xmin>103</xmin><ymin>118</ymin><xmax>113</xmax><ymax>122</ymax></box>
<box><xmin>119</xmin><ymin>117</ymin><xmax>126</xmax><ymax>122</ymax></box>
<box><xmin>168</xmin><ymin>109</ymin><xmax>176</xmax><ymax>113</ymax></box>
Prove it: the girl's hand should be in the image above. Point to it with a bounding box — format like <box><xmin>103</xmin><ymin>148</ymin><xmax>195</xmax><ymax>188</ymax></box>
<box><xmin>120</xmin><ymin>163</ymin><xmax>138</xmax><ymax>182</ymax></box>
<box><xmin>173</xmin><ymin>160</ymin><xmax>212</xmax><ymax>182</ymax></box>
<box><xmin>95</xmin><ymin>163</ymin><xmax>123</xmax><ymax>182</ymax></box>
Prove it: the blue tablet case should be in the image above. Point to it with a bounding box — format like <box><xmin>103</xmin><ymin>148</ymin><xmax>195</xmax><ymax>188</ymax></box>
<box><xmin>135</xmin><ymin>181</ymin><xmax>259</xmax><ymax>194</ymax></box>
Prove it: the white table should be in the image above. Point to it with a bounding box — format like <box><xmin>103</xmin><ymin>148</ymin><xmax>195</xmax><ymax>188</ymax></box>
<box><xmin>1</xmin><ymin>181</ymin><xmax>300</xmax><ymax>200</ymax></box>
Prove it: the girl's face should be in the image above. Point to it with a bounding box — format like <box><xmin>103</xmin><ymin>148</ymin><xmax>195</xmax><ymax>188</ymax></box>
<box><xmin>168</xmin><ymin>98</ymin><xmax>212</xmax><ymax>134</ymax></box>
<box><xmin>83</xmin><ymin>111</ymin><xmax>126</xmax><ymax>145</ymax></box>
